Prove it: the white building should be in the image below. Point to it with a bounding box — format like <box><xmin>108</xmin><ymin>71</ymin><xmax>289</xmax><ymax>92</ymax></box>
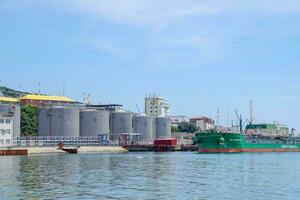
<box><xmin>0</xmin><ymin>111</ymin><xmax>13</xmax><ymax>147</ymax></box>
<box><xmin>145</xmin><ymin>95</ymin><xmax>170</xmax><ymax>117</ymax></box>
<box><xmin>190</xmin><ymin>116</ymin><xmax>215</xmax><ymax>131</ymax></box>
<box><xmin>171</xmin><ymin>116</ymin><xmax>189</xmax><ymax>127</ymax></box>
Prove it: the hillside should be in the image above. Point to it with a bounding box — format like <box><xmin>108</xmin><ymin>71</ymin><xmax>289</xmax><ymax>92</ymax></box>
<box><xmin>0</xmin><ymin>86</ymin><xmax>30</xmax><ymax>98</ymax></box>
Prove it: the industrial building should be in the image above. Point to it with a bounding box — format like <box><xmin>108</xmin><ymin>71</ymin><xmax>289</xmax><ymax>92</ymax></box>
<box><xmin>0</xmin><ymin>86</ymin><xmax>173</xmax><ymax>147</ymax></box>
<box><xmin>145</xmin><ymin>95</ymin><xmax>170</xmax><ymax>117</ymax></box>
<box><xmin>87</xmin><ymin>104</ymin><xmax>123</xmax><ymax>112</ymax></box>
<box><xmin>20</xmin><ymin>94</ymin><xmax>75</xmax><ymax>106</ymax></box>
<box><xmin>0</xmin><ymin>97</ymin><xmax>21</xmax><ymax>139</ymax></box>
<box><xmin>0</xmin><ymin>104</ymin><xmax>17</xmax><ymax>147</ymax></box>
<box><xmin>0</xmin><ymin>101</ymin><xmax>20</xmax><ymax>147</ymax></box>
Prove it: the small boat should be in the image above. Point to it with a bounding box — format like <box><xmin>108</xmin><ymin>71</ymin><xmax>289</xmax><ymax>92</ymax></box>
<box><xmin>57</xmin><ymin>142</ymin><xmax>79</xmax><ymax>154</ymax></box>
<box><xmin>61</xmin><ymin>148</ymin><xmax>78</xmax><ymax>154</ymax></box>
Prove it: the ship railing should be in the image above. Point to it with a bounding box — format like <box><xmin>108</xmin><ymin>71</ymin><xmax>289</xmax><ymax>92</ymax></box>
<box><xmin>245</xmin><ymin>137</ymin><xmax>300</xmax><ymax>144</ymax></box>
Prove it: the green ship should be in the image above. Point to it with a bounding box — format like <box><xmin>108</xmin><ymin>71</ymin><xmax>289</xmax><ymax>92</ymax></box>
<box><xmin>193</xmin><ymin>131</ymin><xmax>300</xmax><ymax>153</ymax></box>
<box><xmin>193</xmin><ymin>110</ymin><xmax>300</xmax><ymax>153</ymax></box>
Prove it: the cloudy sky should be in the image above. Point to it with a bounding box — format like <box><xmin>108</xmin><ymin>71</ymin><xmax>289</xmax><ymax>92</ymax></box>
<box><xmin>1</xmin><ymin>0</ymin><xmax>300</xmax><ymax>129</ymax></box>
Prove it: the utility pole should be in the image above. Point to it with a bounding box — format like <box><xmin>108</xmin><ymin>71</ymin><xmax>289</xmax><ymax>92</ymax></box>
<box><xmin>83</xmin><ymin>92</ymin><xmax>86</xmax><ymax>105</ymax></box>
<box><xmin>216</xmin><ymin>108</ymin><xmax>220</xmax><ymax>126</ymax></box>
<box><xmin>249</xmin><ymin>100</ymin><xmax>253</xmax><ymax>124</ymax></box>
<box><xmin>18</xmin><ymin>84</ymin><xmax>22</xmax><ymax>98</ymax></box>
<box><xmin>38</xmin><ymin>81</ymin><xmax>41</xmax><ymax>94</ymax></box>
<box><xmin>62</xmin><ymin>83</ymin><xmax>66</xmax><ymax>96</ymax></box>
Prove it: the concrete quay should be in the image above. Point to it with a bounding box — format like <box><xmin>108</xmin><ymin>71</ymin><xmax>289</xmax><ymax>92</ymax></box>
<box><xmin>11</xmin><ymin>146</ymin><xmax>128</xmax><ymax>155</ymax></box>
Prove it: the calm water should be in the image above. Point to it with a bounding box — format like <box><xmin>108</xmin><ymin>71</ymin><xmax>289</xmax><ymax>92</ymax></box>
<box><xmin>0</xmin><ymin>152</ymin><xmax>300</xmax><ymax>200</ymax></box>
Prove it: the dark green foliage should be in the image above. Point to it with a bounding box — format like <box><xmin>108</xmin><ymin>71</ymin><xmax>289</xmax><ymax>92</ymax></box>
<box><xmin>177</xmin><ymin>122</ymin><xmax>199</xmax><ymax>133</ymax></box>
<box><xmin>21</xmin><ymin>105</ymin><xmax>39</xmax><ymax>136</ymax></box>
<box><xmin>0</xmin><ymin>86</ymin><xmax>29</xmax><ymax>98</ymax></box>
<box><xmin>171</xmin><ymin>126</ymin><xmax>178</xmax><ymax>133</ymax></box>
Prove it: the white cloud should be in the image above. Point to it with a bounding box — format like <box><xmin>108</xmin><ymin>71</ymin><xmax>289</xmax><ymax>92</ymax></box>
<box><xmin>52</xmin><ymin>0</ymin><xmax>300</xmax><ymax>28</ymax></box>
<box><xmin>63</xmin><ymin>0</ymin><xmax>220</xmax><ymax>27</ymax></box>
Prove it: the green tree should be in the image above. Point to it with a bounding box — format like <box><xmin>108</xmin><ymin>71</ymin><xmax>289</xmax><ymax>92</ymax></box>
<box><xmin>177</xmin><ymin>122</ymin><xmax>199</xmax><ymax>133</ymax></box>
<box><xmin>21</xmin><ymin>105</ymin><xmax>39</xmax><ymax>136</ymax></box>
<box><xmin>171</xmin><ymin>126</ymin><xmax>178</xmax><ymax>133</ymax></box>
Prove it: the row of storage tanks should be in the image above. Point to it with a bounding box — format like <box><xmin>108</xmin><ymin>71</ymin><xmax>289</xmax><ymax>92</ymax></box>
<box><xmin>38</xmin><ymin>107</ymin><xmax>171</xmax><ymax>140</ymax></box>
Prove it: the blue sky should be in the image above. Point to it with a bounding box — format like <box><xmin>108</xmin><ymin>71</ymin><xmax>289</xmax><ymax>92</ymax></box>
<box><xmin>1</xmin><ymin>0</ymin><xmax>300</xmax><ymax>129</ymax></box>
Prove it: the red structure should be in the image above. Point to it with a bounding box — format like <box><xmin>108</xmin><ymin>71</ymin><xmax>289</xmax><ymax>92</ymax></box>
<box><xmin>154</xmin><ymin>138</ymin><xmax>177</xmax><ymax>147</ymax></box>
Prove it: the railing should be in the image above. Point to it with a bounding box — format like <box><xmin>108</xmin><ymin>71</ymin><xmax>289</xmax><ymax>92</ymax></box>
<box><xmin>14</xmin><ymin>135</ymin><xmax>118</xmax><ymax>147</ymax></box>
<box><xmin>245</xmin><ymin>137</ymin><xmax>300</xmax><ymax>145</ymax></box>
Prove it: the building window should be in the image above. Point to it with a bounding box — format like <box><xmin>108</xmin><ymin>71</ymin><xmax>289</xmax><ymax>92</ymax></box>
<box><xmin>0</xmin><ymin>140</ymin><xmax>3</xmax><ymax>145</ymax></box>
<box><xmin>6</xmin><ymin>140</ymin><xmax>10</xmax><ymax>144</ymax></box>
<box><xmin>5</xmin><ymin>119</ymin><xmax>10</xmax><ymax>124</ymax></box>
<box><xmin>0</xmin><ymin>119</ymin><xmax>4</xmax><ymax>124</ymax></box>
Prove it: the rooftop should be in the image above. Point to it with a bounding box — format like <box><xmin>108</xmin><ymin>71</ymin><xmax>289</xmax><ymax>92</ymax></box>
<box><xmin>190</xmin><ymin>116</ymin><xmax>214</xmax><ymax>123</ymax></box>
<box><xmin>0</xmin><ymin>97</ymin><xmax>20</xmax><ymax>103</ymax></box>
<box><xmin>20</xmin><ymin>94</ymin><xmax>75</xmax><ymax>102</ymax></box>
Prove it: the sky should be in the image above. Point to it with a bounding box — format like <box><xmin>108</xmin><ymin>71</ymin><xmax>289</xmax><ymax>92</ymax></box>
<box><xmin>0</xmin><ymin>0</ymin><xmax>300</xmax><ymax>130</ymax></box>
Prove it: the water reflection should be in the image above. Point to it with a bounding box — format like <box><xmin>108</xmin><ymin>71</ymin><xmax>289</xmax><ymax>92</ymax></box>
<box><xmin>0</xmin><ymin>153</ymin><xmax>300</xmax><ymax>200</ymax></box>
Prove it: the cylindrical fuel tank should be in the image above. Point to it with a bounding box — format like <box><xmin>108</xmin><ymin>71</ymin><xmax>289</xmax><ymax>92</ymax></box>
<box><xmin>110</xmin><ymin>111</ymin><xmax>134</xmax><ymax>139</ymax></box>
<box><xmin>155</xmin><ymin>117</ymin><xmax>171</xmax><ymax>139</ymax></box>
<box><xmin>133</xmin><ymin>115</ymin><xmax>154</xmax><ymax>140</ymax></box>
<box><xmin>80</xmin><ymin>109</ymin><xmax>109</xmax><ymax>136</ymax></box>
<box><xmin>39</xmin><ymin>107</ymin><xmax>79</xmax><ymax>137</ymax></box>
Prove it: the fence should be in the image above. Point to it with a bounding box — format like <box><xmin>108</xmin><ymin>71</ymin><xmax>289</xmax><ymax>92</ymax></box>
<box><xmin>14</xmin><ymin>135</ymin><xmax>118</xmax><ymax>147</ymax></box>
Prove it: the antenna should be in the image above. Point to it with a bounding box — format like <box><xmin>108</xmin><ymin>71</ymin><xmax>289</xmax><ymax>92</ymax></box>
<box><xmin>18</xmin><ymin>84</ymin><xmax>22</xmax><ymax>98</ymax></box>
<box><xmin>227</xmin><ymin>107</ymin><xmax>229</xmax><ymax>128</ymax></box>
<box><xmin>234</xmin><ymin>109</ymin><xmax>243</xmax><ymax>133</ymax></box>
<box><xmin>62</xmin><ymin>83</ymin><xmax>66</xmax><ymax>96</ymax></box>
<box><xmin>216</xmin><ymin>108</ymin><xmax>220</xmax><ymax>126</ymax></box>
<box><xmin>83</xmin><ymin>92</ymin><xmax>86</xmax><ymax>104</ymax></box>
<box><xmin>87</xmin><ymin>94</ymin><xmax>91</xmax><ymax>105</ymax></box>
<box><xmin>38</xmin><ymin>81</ymin><xmax>41</xmax><ymax>94</ymax></box>
<box><xmin>249</xmin><ymin>100</ymin><xmax>253</xmax><ymax>123</ymax></box>
<box><xmin>136</xmin><ymin>104</ymin><xmax>141</xmax><ymax>114</ymax></box>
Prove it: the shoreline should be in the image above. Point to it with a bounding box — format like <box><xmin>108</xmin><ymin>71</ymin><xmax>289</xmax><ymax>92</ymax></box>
<box><xmin>6</xmin><ymin>146</ymin><xmax>128</xmax><ymax>155</ymax></box>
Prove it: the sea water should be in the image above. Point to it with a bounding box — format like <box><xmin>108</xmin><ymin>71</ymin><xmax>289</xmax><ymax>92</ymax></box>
<box><xmin>0</xmin><ymin>152</ymin><xmax>299</xmax><ymax>200</ymax></box>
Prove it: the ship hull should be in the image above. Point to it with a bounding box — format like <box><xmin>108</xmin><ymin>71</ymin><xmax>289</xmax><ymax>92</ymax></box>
<box><xmin>194</xmin><ymin>131</ymin><xmax>300</xmax><ymax>153</ymax></box>
<box><xmin>199</xmin><ymin>148</ymin><xmax>300</xmax><ymax>153</ymax></box>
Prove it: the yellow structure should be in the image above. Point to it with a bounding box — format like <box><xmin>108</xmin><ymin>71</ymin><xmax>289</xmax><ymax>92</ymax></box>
<box><xmin>0</xmin><ymin>97</ymin><xmax>20</xmax><ymax>103</ymax></box>
<box><xmin>20</xmin><ymin>94</ymin><xmax>74</xmax><ymax>102</ymax></box>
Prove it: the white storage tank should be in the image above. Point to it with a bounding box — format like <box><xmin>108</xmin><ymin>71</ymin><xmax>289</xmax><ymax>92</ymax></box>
<box><xmin>156</xmin><ymin>117</ymin><xmax>171</xmax><ymax>139</ymax></box>
<box><xmin>133</xmin><ymin>115</ymin><xmax>155</xmax><ymax>140</ymax></box>
<box><xmin>39</xmin><ymin>107</ymin><xmax>79</xmax><ymax>137</ymax></box>
<box><xmin>80</xmin><ymin>109</ymin><xmax>110</xmax><ymax>137</ymax></box>
<box><xmin>110</xmin><ymin>111</ymin><xmax>134</xmax><ymax>139</ymax></box>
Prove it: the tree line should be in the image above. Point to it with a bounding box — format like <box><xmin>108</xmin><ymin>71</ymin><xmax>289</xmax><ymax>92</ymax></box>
<box><xmin>171</xmin><ymin>122</ymin><xmax>199</xmax><ymax>133</ymax></box>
